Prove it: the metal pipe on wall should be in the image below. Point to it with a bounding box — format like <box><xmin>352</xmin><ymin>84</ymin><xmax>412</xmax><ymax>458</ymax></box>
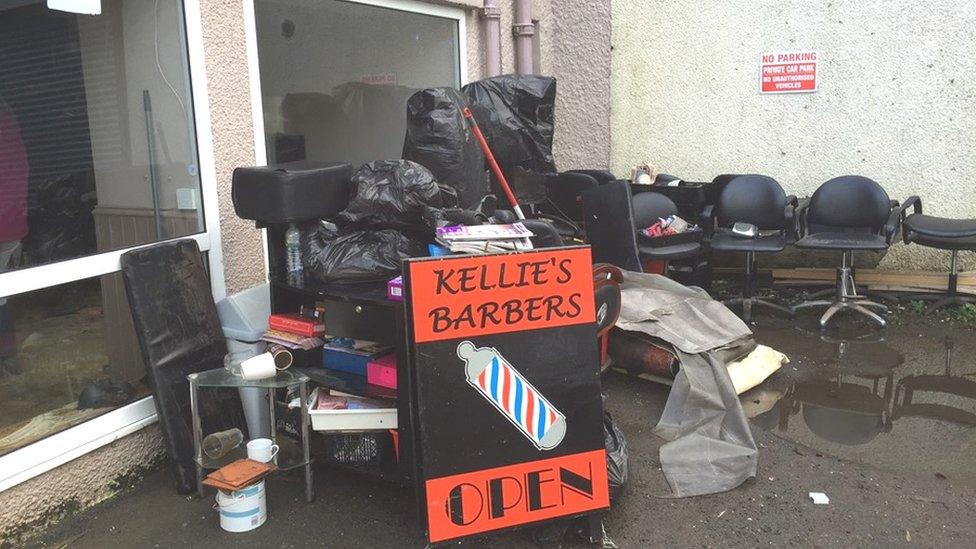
<box><xmin>513</xmin><ymin>0</ymin><xmax>535</xmax><ymax>74</ymax></box>
<box><xmin>482</xmin><ymin>0</ymin><xmax>502</xmax><ymax>76</ymax></box>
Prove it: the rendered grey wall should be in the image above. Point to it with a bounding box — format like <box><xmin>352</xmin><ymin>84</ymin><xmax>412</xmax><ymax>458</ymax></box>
<box><xmin>611</xmin><ymin>0</ymin><xmax>976</xmax><ymax>269</ymax></box>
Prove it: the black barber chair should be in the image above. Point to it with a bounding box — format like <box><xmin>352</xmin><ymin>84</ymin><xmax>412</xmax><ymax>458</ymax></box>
<box><xmin>632</xmin><ymin>190</ymin><xmax>702</xmax><ymax>273</ymax></box>
<box><xmin>521</xmin><ymin>218</ymin><xmax>622</xmax><ymax>372</ymax></box>
<box><xmin>537</xmin><ymin>171</ymin><xmax>617</xmax><ymax>240</ymax></box>
<box><xmin>793</xmin><ymin>176</ymin><xmax>909</xmax><ymax>328</ymax></box>
<box><xmin>900</xmin><ymin>199</ymin><xmax>976</xmax><ymax>313</ymax></box>
<box><xmin>708</xmin><ymin>174</ymin><xmax>796</xmax><ymax>322</ymax></box>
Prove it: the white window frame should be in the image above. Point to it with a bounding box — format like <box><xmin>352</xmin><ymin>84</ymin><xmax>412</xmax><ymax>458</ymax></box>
<box><xmin>0</xmin><ymin>0</ymin><xmax>223</xmax><ymax>492</ymax></box>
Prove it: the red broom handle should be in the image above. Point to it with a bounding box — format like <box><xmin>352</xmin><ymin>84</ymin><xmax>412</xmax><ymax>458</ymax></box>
<box><xmin>462</xmin><ymin>107</ymin><xmax>525</xmax><ymax>220</ymax></box>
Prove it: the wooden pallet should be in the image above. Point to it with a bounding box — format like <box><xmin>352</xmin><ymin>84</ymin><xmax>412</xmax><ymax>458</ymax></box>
<box><xmin>771</xmin><ymin>268</ymin><xmax>976</xmax><ymax>295</ymax></box>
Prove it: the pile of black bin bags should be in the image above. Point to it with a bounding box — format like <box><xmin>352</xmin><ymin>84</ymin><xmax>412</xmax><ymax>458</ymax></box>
<box><xmin>305</xmin><ymin>74</ymin><xmax>559</xmax><ymax>284</ymax></box>
<box><xmin>303</xmin><ymin>159</ymin><xmax>448</xmax><ymax>283</ymax></box>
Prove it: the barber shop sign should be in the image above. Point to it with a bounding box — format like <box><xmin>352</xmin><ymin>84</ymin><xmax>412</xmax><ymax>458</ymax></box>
<box><xmin>760</xmin><ymin>51</ymin><xmax>818</xmax><ymax>93</ymax></box>
<box><xmin>404</xmin><ymin>247</ymin><xmax>609</xmax><ymax>543</ymax></box>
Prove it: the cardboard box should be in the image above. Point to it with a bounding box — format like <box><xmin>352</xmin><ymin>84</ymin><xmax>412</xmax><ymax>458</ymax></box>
<box><xmin>268</xmin><ymin>313</ymin><xmax>324</xmax><ymax>337</ymax></box>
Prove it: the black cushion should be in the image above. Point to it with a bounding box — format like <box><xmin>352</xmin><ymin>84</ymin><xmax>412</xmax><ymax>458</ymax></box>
<box><xmin>710</xmin><ymin>231</ymin><xmax>787</xmax><ymax>253</ymax></box>
<box><xmin>717</xmin><ymin>174</ymin><xmax>787</xmax><ymax>230</ymax></box>
<box><xmin>638</xmin><ymin>240</ymin><xmax>701</xmax><ymax>261</ymax></box>
<box><xmin>795</xmin><ymin>232</ymin><xmax>889</xmax><ymax>250</ymax></box>
<box><xmin>631</xmin><ymin>191</ymin><xmax>678</xmax><ymax>229</ymax></box>
<box><xmin>807</xmin><ymin>175</ymin><xmax>891</xmax><ymax>230</ymax></box>
<box><xmin>120</xmin><ymin>240</ymin><xmax>242</xmax><ymax>494</ymax></box>
<box><xmin>232</xmin><ymin>161</ymin><xmax>353</xmax><ymax>223</ymax></box>
<box><xmin>580</xmin><ymin>181</ymin><xmax>642</xmax><ymax>272</ymax></box>
<box><xmin>904</xmin><ymin>214</ymin><xmax>976</xmax><ymax>239</ymax></box>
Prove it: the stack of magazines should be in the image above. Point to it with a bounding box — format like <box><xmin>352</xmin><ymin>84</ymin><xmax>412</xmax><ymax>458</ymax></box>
<box><xmin>435</xmin><ymin>223</ymin><xmax>535</xmax><ymax>254</ymax></box>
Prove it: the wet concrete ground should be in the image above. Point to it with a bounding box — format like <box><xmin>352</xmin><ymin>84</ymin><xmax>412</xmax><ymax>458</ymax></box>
<box><xmin>29</xmin><ymin>287</ymin><xmax>976</xmax><ymax>548</ymax></box>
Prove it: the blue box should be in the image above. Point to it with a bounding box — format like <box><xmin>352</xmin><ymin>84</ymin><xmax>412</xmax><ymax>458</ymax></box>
<box><xmin>322</xmin><ymin>339</ymin><xmax>392</xmax><ymax>377</ymax></box>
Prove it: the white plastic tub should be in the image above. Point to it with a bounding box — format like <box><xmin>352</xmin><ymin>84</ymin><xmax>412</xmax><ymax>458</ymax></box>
<box><xmin>308</xmin><ymin>388</ymin><xmax>398</xmax><ymax>432</ymax></box>
<box><xmin>215</xmin><ymin>481</ymin><xmax>267</xmax><ymax>533</ymax></box>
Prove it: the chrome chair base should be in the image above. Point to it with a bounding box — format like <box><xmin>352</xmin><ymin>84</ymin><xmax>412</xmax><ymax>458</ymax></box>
<box><xmin>792</xmin><ymin>252</ymin><xmax>888</xmax><ymax>328</ymax></box>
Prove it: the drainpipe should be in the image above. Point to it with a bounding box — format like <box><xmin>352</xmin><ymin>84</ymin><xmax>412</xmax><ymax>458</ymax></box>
<box><xmin>513</xmin><ymin>0</ymin><xmax>535</xmax><ymax>74</ymax></box>
<box><xmin>481</xmin><ymin>0</ymin><xmax>502</xmax><ymax>77</ymax></box>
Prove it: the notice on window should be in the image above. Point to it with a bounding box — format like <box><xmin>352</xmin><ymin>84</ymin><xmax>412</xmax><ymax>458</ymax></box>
<box><xmin>760</xmin><ymin>51</ymin><xmax>818</xmax><ymax>94</ymax></box>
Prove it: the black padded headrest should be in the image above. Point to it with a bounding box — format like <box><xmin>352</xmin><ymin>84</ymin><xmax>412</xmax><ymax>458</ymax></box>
<box><xmin>808</xmin><ymin>175</ymin><xmax>890</xmax><ymax>230</ymax></box>
<box><xmin>717</xmin><ymin>174</ymin><xmax>788</xmax><ymax>230</ymax></box>
<box><xmin>631</xmin><ymin>191</ymin><xmax>678</xmax><ymax>229</ymax></box>
<box><xmin>232</xmin><ymin>161</ymin><xmax>352</xmax><ymax>224</ymax></box>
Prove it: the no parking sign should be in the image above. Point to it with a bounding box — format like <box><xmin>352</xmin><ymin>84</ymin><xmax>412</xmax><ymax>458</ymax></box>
<box><xmin>761</xmin><ymin>51</ymin><xmax>818</xmax><ymax>93</ymax></box>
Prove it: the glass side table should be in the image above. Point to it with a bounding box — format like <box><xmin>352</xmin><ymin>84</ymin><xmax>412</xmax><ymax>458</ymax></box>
<box><xmin>187</xmin><ymin>367</ymin><xmax>313</xmax><ymax>502</ymax></box>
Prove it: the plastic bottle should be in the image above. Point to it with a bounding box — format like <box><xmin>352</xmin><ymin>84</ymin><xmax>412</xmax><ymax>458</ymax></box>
<box><xmin>285</xmin><ymin>224</ymin><xmax>302</xmax><ymax>276</ymax></box>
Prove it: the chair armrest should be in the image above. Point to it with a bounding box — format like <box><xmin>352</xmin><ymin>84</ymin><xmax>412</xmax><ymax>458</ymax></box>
<box><xmin>885</xmin><ymin>196</ymin><xmax>921</xmax><ymax>245</ymax></box>
<box><xmin>794</xmin><ymin>200</ymin><xmax>811</xmax><ymax>238</ymax></box>
<box><xmin>698</xmin><ymin>204</ymin><xmax>717</xmax><ymax>239</ymax></box>
<box><xmin>901</xmin><ymin>195</ymin><xmax>922</xmax><ymax>216</ymax></box>
<box><xmin>593</xmin><ymin>262</ymin><xmax>624</xmax><ymax>284</ymax></box>
<box><xmin>896</xmin><ymin>196</ymin><xmax>923</xmax><ymax>244</ymax></box>
<box><xmin>783</xmin><ymin>196</ymin><xmax>798</xmax><ymax>241</ymax></box>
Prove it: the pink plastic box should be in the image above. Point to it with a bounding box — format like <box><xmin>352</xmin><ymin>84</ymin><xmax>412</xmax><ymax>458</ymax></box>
<box><xmin>367</xmin><ymin>353</ymin><xmax>398</xmax><ymax>389</ymax></box>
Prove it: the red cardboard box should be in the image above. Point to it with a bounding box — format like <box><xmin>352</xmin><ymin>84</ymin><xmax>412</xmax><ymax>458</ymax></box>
<box><xmin>367</xmin><ymin>353</ymin><xmax>397</xmax><ymax>390</ymax></box>
<box><xmin>269</xmin><ymin>313</ymin><xmax>324</xmax><ymax>337</ymax></box>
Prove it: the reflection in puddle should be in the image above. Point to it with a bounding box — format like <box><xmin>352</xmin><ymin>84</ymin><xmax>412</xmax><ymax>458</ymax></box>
<box><xmin>893</xmin><ymin>338</ymin><xmax>976</xmax><ymax>426</ymax></box>
<box><xmin>745</xmin><ymin>324</ymin><xmax>976</xmax><ymax>486</ymax></box>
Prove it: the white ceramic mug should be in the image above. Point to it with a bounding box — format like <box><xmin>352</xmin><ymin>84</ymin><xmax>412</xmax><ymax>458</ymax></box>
<box><xmin>240</xmin><ymin>352</ymin><xmax>276</xmax><ymax>380</ymax></box>
<box><xmin>246</xmin><ymin>438</ymin><xmax>279</xmax><ymax>463</ymax></box>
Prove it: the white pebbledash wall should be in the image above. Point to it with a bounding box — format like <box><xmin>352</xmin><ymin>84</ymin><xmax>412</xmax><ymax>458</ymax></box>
<box><xmin>610</xmin><ymin>0</ymin><xmax>976</xmax><ymax>270</ymax></box>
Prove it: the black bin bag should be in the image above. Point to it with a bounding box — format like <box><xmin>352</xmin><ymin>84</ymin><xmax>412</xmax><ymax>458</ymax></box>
<box><xmin>461</xmin><ymin>74</ymin><xmax>557</xmax><ymax>177</ymax></box>
<box><xmin>604</xmin><ymin>410</ymin><xmax>629</xmax><ymax>502</ymax></box>
<box><xmin>121</xmin><ymin>240</ymin><xmax>243</xmax><ymax>494</ymax></box>
<box><xmin>338</xmin><ymin>160</ymin><xmax>443</xmax><ymax>231</ymax></box>
<box><xmin>304</xmin><ymin>226</ymin><xmax>422</xmax><ymax>283</ymax></box>
<box><xmin>402</xmin><ymin>87</ymin><xmax>488</xmax><ymax>208</ymax></box>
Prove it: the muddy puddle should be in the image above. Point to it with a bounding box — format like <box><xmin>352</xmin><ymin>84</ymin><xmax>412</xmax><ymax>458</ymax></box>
<box><xmin>743</xmin><ymin>310</ymin><xmax>976</xmax><ymax>487</ymax></box>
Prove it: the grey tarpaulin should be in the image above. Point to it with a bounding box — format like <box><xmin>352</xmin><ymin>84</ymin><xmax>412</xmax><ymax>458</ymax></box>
<box><xmin>617</xmin><ymin>271</ymin><xmax>758</xmax><ymax>497</ymax></box>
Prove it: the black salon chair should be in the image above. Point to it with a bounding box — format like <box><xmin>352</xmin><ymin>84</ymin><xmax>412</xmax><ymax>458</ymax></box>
<box><xmin>632</xmin><ymin>191</ymin><xmax>701</xmax><ymax>268</ymax></box>
<box><xmin>566</xmin><ymin>169</ymin><xmax>617</xmax><ymax>186</ymax></box>
<box><xmin>900</xmin><ymin>198</ymin><xmax>976</xmax><ymax>313</ymax></box>
<box><xmin>793</xmin><ymin>176</ymin><xmax>908</xmax><ymax>328</ymax></box>
<box><xmin>537</xmin><ymin>171</ymin><xmax>602</xmax><ymax>239</ymax></box>
<box><xmin>708</xmin><ymin>174</ymin><xmax>796</xmax><ymax>322</ymax></box>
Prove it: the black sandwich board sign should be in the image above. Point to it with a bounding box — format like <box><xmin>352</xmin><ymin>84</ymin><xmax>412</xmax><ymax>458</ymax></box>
<box><xmin>403</xmin><ymin>245</ymin><xmax>609</xmax><ymax>544</ymax></box>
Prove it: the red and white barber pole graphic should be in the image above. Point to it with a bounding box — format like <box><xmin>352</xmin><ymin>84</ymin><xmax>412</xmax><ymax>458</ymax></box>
<box><xmin>761</xmin><ymin>51</ymin><xmax>818</xmax><ymax>94</ymax></box>
<box><xmin>458</xmin><ymin>341</ymin><xmax>567</xmax><ymax>451</ymax></box>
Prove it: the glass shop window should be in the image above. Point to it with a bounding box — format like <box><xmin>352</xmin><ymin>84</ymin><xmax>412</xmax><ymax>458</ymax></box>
<box><xmin>0</xmin><ymin>0</ymin><xmax>204</xmax><ymax>273</ymax></box>
<box><xmin>0</xmin><ymin>0</ymin><xmax>200</xmax><ymax>456</ymax></box>
<box><xmin>0</xmin><ymin>274</ymin><xmax>153</xmax><ymax>456</ymax></box>
<box><xmin>254</xmin><ymin>0</ymin><xmax>462</xmax><ymax>166</ymax></box>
